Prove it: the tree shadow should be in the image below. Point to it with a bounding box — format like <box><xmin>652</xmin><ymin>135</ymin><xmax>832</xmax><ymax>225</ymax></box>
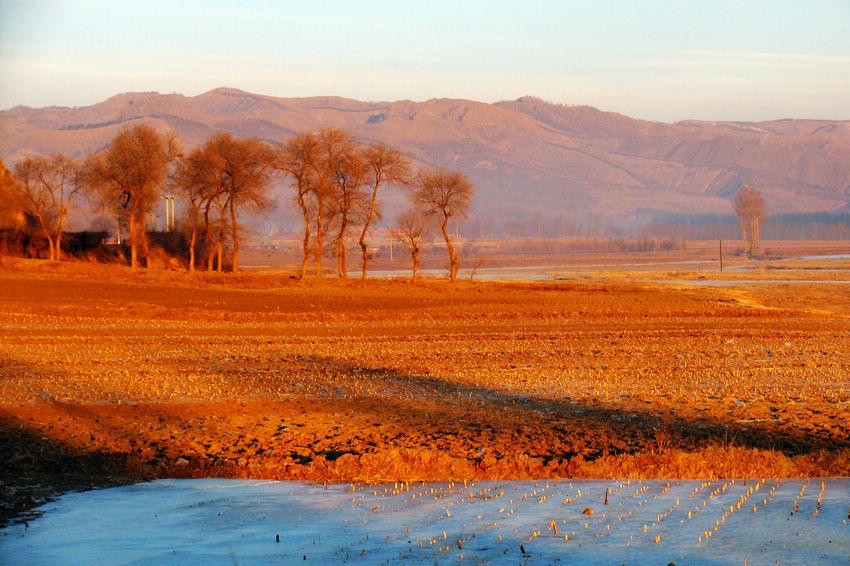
<box><xmin>0</xmin><ymin>409</ymin><xmax>144</xmax><ymax>528</ymax></box>
<box><xmin>300</xmin><ymin>356</ymin><xmax>847</xmax><ymax>458</ymax></box>
<box><xmin>1</xmin><ymin>349</ymin><xmax>846</xmax><ymax>525</ymax></box>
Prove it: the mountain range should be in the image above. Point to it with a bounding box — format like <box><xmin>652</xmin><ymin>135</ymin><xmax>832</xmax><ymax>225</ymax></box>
<box><xmin>2</xmin><ymin>88</ymin><xmax>849</xmax><ymax>227</ymax></box>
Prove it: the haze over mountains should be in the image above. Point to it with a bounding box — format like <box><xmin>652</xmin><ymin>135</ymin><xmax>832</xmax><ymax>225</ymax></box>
<box><xmin>2</xmin><ymin>88</ymin><xmax>849</xmax><ymax>228</ymax></box>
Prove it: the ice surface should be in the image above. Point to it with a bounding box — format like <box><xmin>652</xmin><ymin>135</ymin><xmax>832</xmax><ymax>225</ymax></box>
<box><xmin>2</xmin><ymin>478</ymin><xmax>849</xmax><ymax>565</ymax></box>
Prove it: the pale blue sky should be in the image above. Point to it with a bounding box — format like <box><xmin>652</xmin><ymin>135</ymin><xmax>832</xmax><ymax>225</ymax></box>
<box><xmin>1</xmin><ymin>0</ymin><xmax>849</xmax><ymax>121</ymax></box>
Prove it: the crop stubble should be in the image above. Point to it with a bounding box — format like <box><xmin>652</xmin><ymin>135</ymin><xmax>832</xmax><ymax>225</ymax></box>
<box><xmin>1</xmin><ymin>263</ymin><xmax>848</xmax><ymax>523</ymax></box>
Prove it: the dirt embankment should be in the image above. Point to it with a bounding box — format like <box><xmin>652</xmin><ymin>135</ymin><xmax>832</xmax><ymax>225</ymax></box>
<box><xmin>1</xmin><ymin>260</ymin><xmax>849</xmax><ymax>525</ymax></box>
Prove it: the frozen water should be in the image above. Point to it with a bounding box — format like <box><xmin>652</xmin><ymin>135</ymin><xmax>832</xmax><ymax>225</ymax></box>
<box><xmin>2</xmin><ymin>478</ymin><xmax>849</xmax><ymax>565</ymax></box>
<box><xmin>797</xmin><ymin>254</ymin><xmax>850</xmax><ymax>261</ymax></box>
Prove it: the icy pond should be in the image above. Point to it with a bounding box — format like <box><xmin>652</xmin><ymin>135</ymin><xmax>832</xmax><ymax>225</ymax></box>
<box><xmin>3</xmin><ymin>478</ymin><xmax>849</xmax><ymax>565</ymax></box>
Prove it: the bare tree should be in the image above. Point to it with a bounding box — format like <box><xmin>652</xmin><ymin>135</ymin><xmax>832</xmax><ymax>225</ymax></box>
<box><xmin>280</xmin><ymin>129</ymin><xmax>386</xmax><ymax>279</ymax></box>
<box><xmin>205</xmin><ymin>133</ymin><xmax>276</xmax><ymax>272</ymax></box>
<box><xmin>172</xmin><ymin>134</ymin><xmax>275</xmax><ymax>272</ymax></box>
<box><xmin>393</xmin><ymin>208</ymin><xmax>432</xmax><ymax>283</ymax></box>
<box><xmin>172</xmin><ymin>146</ymin><xmax>217</xmax><ymax>271</ymax></box>
<box><xmin>358</xmin><ymin>143</ymin><xmax>412</xmax><ymax>280</ymax></box>
<box><xmin>12</xmin><ymin>154</ymin><xmax>80</xmax><ymax>261</ymax></box>
<box><xmin>733</xmin><ymin>185</ymin><xmax>765</xmax><ymax>256</ymax></box>
<box><xmin>327</xmin><ymin>144</ymin><xmax>368</xmax><ymax>278</ymax></box>
<box><xmin>277</xmin><ymin>132</ymin><xmax>320</xmax><ymax>279</ymax></box>
<box><xmin>312</xmin><ymin>128</ymin><xmax>357</xmax><ymax>278</ymax></box>
<box><xmin>80</xmin><ymin>124</ymin><xmax>180</xmax><ymax>269</ymax></box>
<box><xmin>413</xmin><ymin>168</ymin><xmax>474</xmax><ymax>282</ymax></box>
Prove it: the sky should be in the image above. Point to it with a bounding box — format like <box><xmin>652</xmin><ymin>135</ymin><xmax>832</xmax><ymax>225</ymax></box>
<box><xmin>1</xmin><ymin>0</ymin><xmax>849</xmax><ymax>122</ymax></box>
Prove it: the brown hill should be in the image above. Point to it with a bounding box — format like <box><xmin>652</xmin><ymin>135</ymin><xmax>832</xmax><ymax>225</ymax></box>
<box><xmin>2</xmin><ymin>88</ymin><xmax>849</xmax><ymax>226</ymax></box>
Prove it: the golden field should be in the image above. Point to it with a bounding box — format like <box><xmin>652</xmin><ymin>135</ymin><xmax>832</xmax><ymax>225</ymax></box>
<box><xmin>1</xmin><ymin>257</ymin><xmax>848</xmax><ymax>523</ymax></box>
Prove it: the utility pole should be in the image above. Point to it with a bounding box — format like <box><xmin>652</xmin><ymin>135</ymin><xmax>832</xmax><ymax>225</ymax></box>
<box><xmin>719</xmin><ymin>239</ymin><xmax>723</xmax><ymax>272</ymax></box>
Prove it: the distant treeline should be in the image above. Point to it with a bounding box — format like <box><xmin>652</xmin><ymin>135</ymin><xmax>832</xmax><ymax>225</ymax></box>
<box><xmin>59</xmin><ymin>116</ymin><xmax>142</xmax><ymax>131</ymax></box>
<box><xmin>642</xmin><ymin>212</ymin><xmax>850</xmax><ymax>241</ymax></box>
<box><xmin>464</xmin><ymin>211</ymin><xmax>631</xmax><ymax>240</ymax></box>
<box><xmin>464</xmin><ymin>237</ymin><xmax>684</xmax><ymax>257</ymax></box>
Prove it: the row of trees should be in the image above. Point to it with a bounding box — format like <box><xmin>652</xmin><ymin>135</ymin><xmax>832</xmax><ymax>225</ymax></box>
<box><xmin>1</xmin><ymin>124</ymin><xmax>475</xmax><ymax>281</ymax></box>
<box><xmin>278</xmin><ymin>129</ymin><xmax>414</xmax><ymax>280</ymax></box>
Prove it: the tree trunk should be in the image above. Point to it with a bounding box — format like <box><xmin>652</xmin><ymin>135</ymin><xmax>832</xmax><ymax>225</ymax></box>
<box><xmin>53</xmin><ymin>234</ymin><xmax>61</xmax><ymax>262</ymax></box>
<box><xmin>128</xmin><ymin>213</ymin><xmax>138</xmax><ymax>269</ymax></box>
<box><xmin>336</xmin><ymin>220</ymin><xmax>347</xmax><ymax>278</ymax></box>
<box><xmin>229</xmin><ymin>200</ymin><xmax>239</xmax><ymax>273</ymax></box>
<box><xmin>337</xmin><ymin>238</ymin><xmax>346</xmax><ymax>277</ymax></box>
<box><xmin>441</xmin><ymin>215</ymin><xmax>457</xmax><ymax>282</ymax></box>
<box><xmin>315</xmin><ymin>197</ymin><xmax>325</xmax><ymax>278</ymax></box>
<box><xmin>359</xmin><ymin>181</ymin><xmax>380</xmax><ymax>280</ymax></box>
<box><xmin>298</xmin><ymin>196</ymin><xmax>310</xmax><ymax>280</ymax></box>
<box><xmin>411</xmin><ymin>247</ymin><xmax>419</xmax><ymax>284</ymax></box>
<box><xmin>203</xmin><ymin>200</ymin><xmax>213</xmax><ymax>271</ymax></box>
<box><xmin>359</xmin><ymin>239</ymin><xmax>369</xmax><ymax>281</ymax></box>
<box><xmin>45</xmin><ymin>234</ymin><xmax>55</xmax><ymax>261</ymax></box>
<box><xmin>739</xmin><ymin>218</ymin><xmax>746</xmax><ymax>252</ymax></box>
<box><xmin>216</xmin><ymin>204</ymin><xmax>227</xmax><ymax>272</ymax></box>
<box><xmin>189</xmin><ymin>222</ymin><xmax>197</xmax><ymax>272</ymax></box>
<box><xmin>54</xmin><ymin>212</ymin><xmax>66</xmax><ymax>262</ymax></box>
<box><xmin>749</xmin><ymin>217</ymin><xmax>755</xmax><ymax>255</ymax></box>
<box><xmin>140</xmin><ymin>214</ymin><xmax>151</xmax><ymax>268</ymax></box>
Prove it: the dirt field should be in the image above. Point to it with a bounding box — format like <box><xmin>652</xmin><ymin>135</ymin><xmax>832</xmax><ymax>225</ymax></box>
<box><xmin>1</xmin><ymin>258</ymin><xmax>849</xmax><ymax>525</ymax></box>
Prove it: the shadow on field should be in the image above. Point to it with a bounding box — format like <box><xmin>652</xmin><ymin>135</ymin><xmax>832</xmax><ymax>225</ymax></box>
<box><xmin>0</xmin><ymin>410</ymin><xmax>142</xmax><ymax>527</ymax></box>
<box><xmin>2</xmin><ymin>350</ymin><xmax>846</xmax><ymax>525</ymax></box>
<box><xmin>311</xmin><ymin>357</ymin><xmax>848</xmax><ymax>458</ymax></box>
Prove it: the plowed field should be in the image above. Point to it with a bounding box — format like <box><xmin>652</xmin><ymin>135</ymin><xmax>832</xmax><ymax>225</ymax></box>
<box><xmin>1</xmin><ymin>261</ymin><xmax>848</xmax><ymax>524</ymax></box>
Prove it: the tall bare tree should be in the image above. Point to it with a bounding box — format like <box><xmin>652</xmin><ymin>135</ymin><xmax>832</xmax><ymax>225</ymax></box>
<box><xmin>205</xmin><ymin>133</ymin><xmax>276</xmax><ymax>272</ymax></box>
<box><xmin>80</xmin><ymin>124</ymin><xmax>179</xmax><ymax>269</ymax></box>
<box><xmin>393</xmin><ymin>208</ymin><xmax>432</xmax><ymax>283</ymax></box>
<box><xmin>413</xmin><ymin>168</ymin><xmax>474</xmax><ymax>282</ymax></box>
<box><xmin>277</xmin><ymin>132</ymin><xmax>320</xmax><ymax>279</ymax></box>
<box><xmin>12</xmin><ymin>154</ymin><xmax>80</xmax><ymax>261</ymax></box>
<box><xmin>328</xmin><ymin>144</ymin><xmax>368</xmax><ymax>278</ymax></box>
<box><xmin>312</xmin><ymin>128</ymin><xmax>357</xmax><ymax>278</ymax></box>
<box><xmin>358</xmin><ymin>143</ymin><xmax>412</xmax><ymax>280</ymax></box>
<box><xmin>172</xmin><ymin>134</ymin><xmax>275</xmax><ymax>272</ymax></box>
<box><xmin>280</xmin><ymin>129</ymin><xmax>389</xmax><ymax>279</ymax></box>
<box><xmin>733</xmin><ymin>185</ymin><xmax>765</xmax><ymax>256</ymax></box>
<box><xmin>171</xmin><ymin>146</ymin><xmax>218</xmax><ymax>271</ymax></box>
